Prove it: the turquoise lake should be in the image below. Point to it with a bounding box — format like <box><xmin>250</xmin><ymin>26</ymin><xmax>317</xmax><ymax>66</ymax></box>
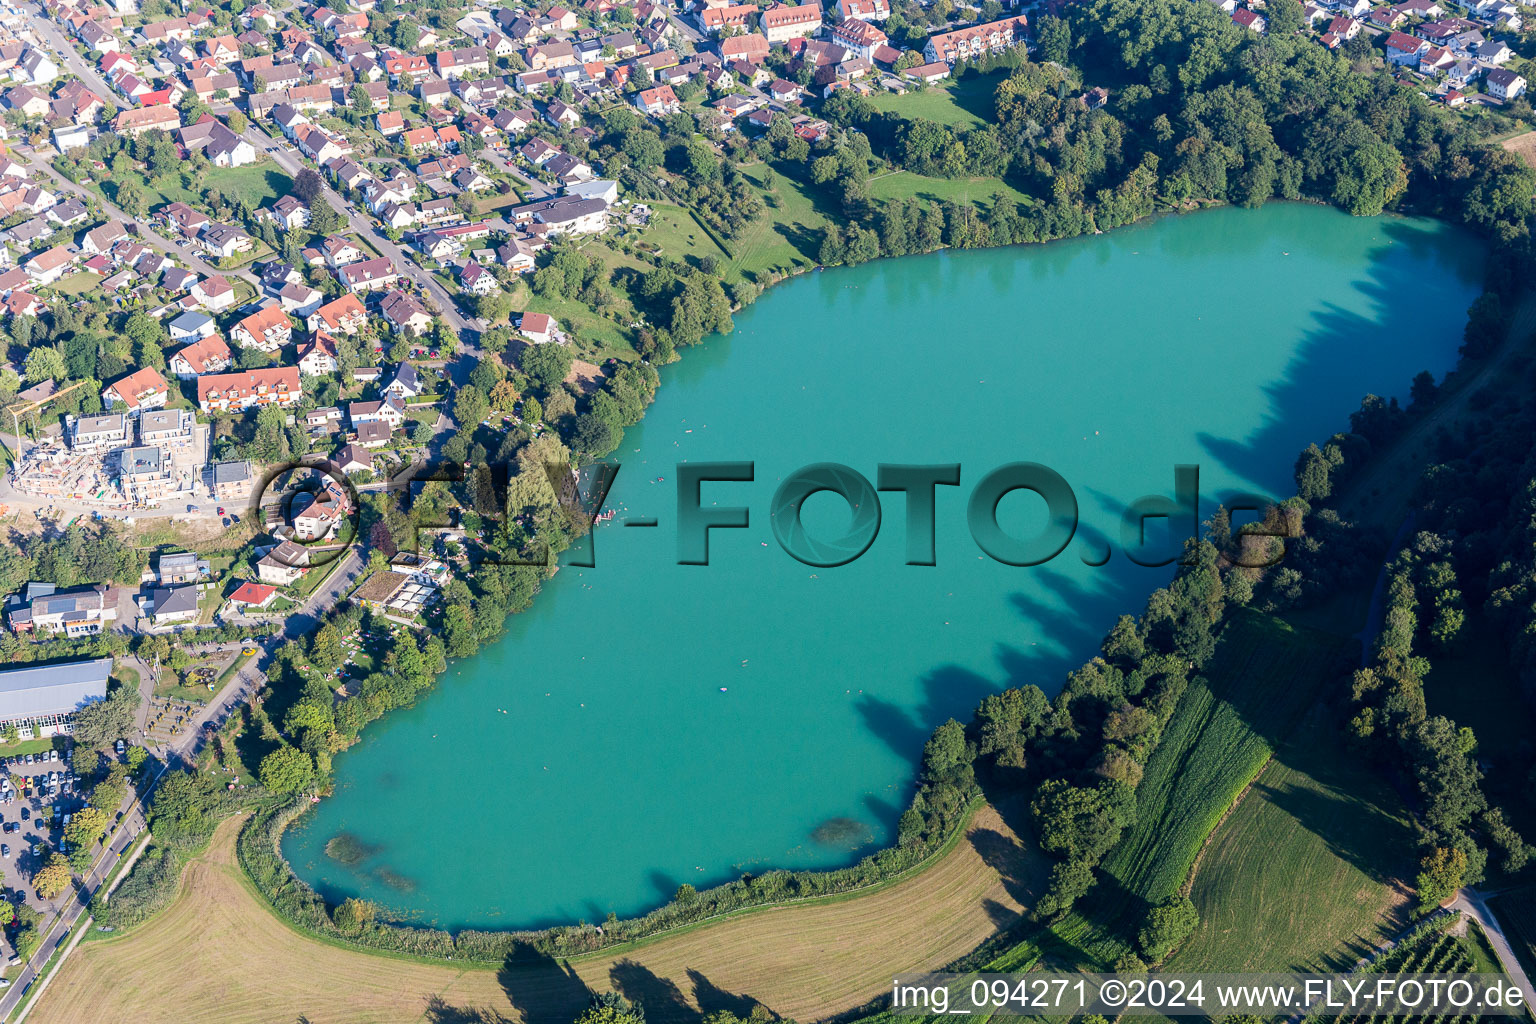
<box><xmin>284</xmin><ymin>204</ymin><xmax>1483</xmax><ymax>929</ymax></box>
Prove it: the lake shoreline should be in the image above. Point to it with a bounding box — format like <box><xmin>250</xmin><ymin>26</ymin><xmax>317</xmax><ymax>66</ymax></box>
<box><xmin>271</xmin><ymin>200</ymin><xmax>1484</xmax><ymax>942</ymax></box>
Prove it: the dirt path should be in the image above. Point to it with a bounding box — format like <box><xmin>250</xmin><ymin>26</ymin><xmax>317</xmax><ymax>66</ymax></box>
<box><xmin>31</xmin><ymin>805</ymin><xmax>1043</xmax><ymax>1024</ymax></box>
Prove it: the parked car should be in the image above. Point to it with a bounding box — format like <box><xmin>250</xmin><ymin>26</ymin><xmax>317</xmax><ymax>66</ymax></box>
<box><xmin>114</xmin><ymin>739</ymin><xmax>125</xmax><ymax>755</ymax></box>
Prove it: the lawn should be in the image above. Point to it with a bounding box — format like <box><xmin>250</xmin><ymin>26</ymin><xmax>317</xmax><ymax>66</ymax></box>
<box><xmin>724</xmin><ymin>163</ymin><xmax>832</xmax><ymax>284</ymax></box>
<box><xmin>1170</xmin><ymin>711</ymin><xmax>1415</xmax><ymax>972</ymax></box>
<box><xmin>865</xmin><ymin>170</ymin><xmax>1033</xmax><ymax>210</ymax></box>
<box><xmin>144</xmin><ymin>163</ymin><xmax>295</xmax><ymax>211</ymax></box>
<box><xmin>1047</xmin><ymin>610</ymin><xmax>1353</xmax><ymax>968</ymax></box>
<box><xmin>863</xmin><ymin>70</ymin><xmax>1007</xmax><ymax>129</ymax></box>
<box><xmin>472</xmin><ymin>190</ymin><xmax>523</xmax><ymax>216</ymax></box>
<box><xmin>508</xmin><ymin>237</ymin><xmax>644</xmax><ymax>362</ymax></box>
<box><xmin>51</xmin><ymin>271</ymin><xmax>101</xmax><ymax>296</ymax></box>
<box><xmin>0</xmin><ymin>735</ymin><xmax>68</xmax><ymax>759</ymax></box>
<box><xmin>633</xmin><ymin>200</ymin><xmax>732</xmax><ymax>272</ymax></box>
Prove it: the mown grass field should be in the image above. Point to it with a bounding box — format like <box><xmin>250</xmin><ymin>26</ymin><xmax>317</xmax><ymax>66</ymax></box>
<box><xmin>866</xmin><ymin>170</ymin><xmax>1034</xmax><ymax>210</ymax></box>
<box><xmin>864</xmin><ymin>72</ymin><xmax>1005</xmax><ymax>129</ymax></box>
<box><xmin>1170</xmin><ymin>714</ymin><xmax>1415</xmax><ymax>972</ymax></box>
<box><xmin>143</xmin><ymin>164</ymin><xmax>295</xmax><ymax>211</ymax></box>
<box><xmin>32</xmin><ymin>805</ymin><xmax>1045</xmax><ymax>1024</ymax></box>
<box><xmin>1048</xmin><ymin>611</ymin><xmax>1353</xmax><ymax>967</ymax></box>
<box><xmin>725</xmin><ymin>164</ymin><xmax>831</xmax><ymax>284</ymax></box>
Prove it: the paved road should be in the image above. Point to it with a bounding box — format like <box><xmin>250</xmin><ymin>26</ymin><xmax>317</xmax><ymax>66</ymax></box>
<box><xmin>0</xmin><ymin>760</ymin><xmax>158</xmax><ymax>1021</ymax></box>
<box><xmin>483</xmin><ymin>148</ymin><xmax>553</xmax><ymax>199</ymax></box>
<box><xmin>18</xmin><ymin>1</ymin><xmax>113</xmax><ymax>102</ymax></box>
<box><xmin>24</xmin><ymin>151</ymin><xmax>260</xmax><ymax>289</ymax></box>
<box><xmin>247</xmin><ymin>131</ymin><xmax>475</xmax><ymax>334</ymax></box>
<box><xmin>1452</xmin><ymin>890</ymin><xmax>1536</xmax><ymax>1006</ymax></box>
<box><xmin>0</xmin><ymin>544</ymin><xmax>365</xmax><ymax>1018</ymax></box>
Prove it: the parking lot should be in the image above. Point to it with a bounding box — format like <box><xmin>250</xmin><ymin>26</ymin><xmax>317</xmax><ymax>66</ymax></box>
<box><xmin>0</xmin><ymin>743</ymin><xmax>88</xmax><ymax>944</ymax></box>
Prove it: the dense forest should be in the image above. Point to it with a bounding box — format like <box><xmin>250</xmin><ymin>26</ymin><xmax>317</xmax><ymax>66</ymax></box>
<box><xmin>806</xmin><ymin>0</ymin><xmax>1536</xmax><ymax>266</ymax></box>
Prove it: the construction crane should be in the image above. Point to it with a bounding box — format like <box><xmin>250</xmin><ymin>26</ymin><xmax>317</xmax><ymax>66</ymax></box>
<box><xmin>3</xmin><ymin>379</ymin><xmax>88</xmax><ymax>462</ymax></box>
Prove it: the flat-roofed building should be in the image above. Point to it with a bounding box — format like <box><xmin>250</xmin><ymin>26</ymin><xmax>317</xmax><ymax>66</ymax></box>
<box><xmin>118</xmin><ymin>445</ymin><xmax>175</xmax><ymax>503</ymax></box>
<box><xmin>137</xmin><ymin>408</ymin><xmax>196</xmax><ymax>451</ymax></box>
<box><xmin>0</xmin><ymin>657</ymin><xmax>112</xmax><ymax>738</ymax></box>
<box><xmin>69</xmin><ymin>412</ymin><xmax>127</xmax><ymax>454</ymax></box>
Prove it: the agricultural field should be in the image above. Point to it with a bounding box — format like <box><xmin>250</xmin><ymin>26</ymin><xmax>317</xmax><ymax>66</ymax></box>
<box><xmin>1331</xmin><ymin>922</ymin><xmax>1488</xmax><ymax>1024</ymax></box>
<box><xmin>32</xmin><ymin>805</ymin><xmax>1045</xmax><ymax>1024</ymax></box>
<box><xmin>1170</xmin><ymin>713</ymin><xmax>1415</xmax><ymax>972</ymax></box>
<box><xmin>1051</xmin><ymin>611</ymin><xmax>1352</xmax><ymax>966</ymax></box>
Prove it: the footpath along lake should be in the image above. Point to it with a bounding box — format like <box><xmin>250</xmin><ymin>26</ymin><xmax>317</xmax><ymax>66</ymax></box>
<box><xmin>285</xmin><ymin>204</ymin><xmax>1483</xmax><ymax>929</ymax></box>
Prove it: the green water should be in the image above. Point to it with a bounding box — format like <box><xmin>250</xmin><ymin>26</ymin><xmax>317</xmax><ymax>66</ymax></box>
<box><xmin>285</xmin><ymin>204</ymin><xmax>1483</xmax><ymax>930</ymax></box>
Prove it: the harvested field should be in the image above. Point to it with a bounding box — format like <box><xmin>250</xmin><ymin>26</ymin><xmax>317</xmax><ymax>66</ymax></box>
<box><xmin>33</xmin><ymin>804</ymin><xmax>1044</xmax><ymax>1024</ymax></box>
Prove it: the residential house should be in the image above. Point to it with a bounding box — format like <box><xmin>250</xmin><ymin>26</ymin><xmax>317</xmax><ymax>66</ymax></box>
<box><xmin>103</xmin><ymin>366</ymin><xmax>170</xmax><ymax>415</ymax></box>
<box><xmin>209</xmin><ymin>459</ymin><xmax>254</xmax><ymax>499</ymax></box>
<box><xmin>460</xmin><ymin>260</ymin><xmax>498</xmax><ymax>295</ymax></box>
<box><xmin>68</xmin><ymin>412</ymin><xmax>127</xmax><ymax>453</ymax></box>
<box><xmin>6</xmin><ymin>585</ymin><xmax>117</xmax><ymax>636</ymax></box>
<box><xmin>25</xmin><ymin>245</ymin><xmax>74</xmax><ymax>286</ymax></box>
<box><xmin>197</xmin><ymin>366</ymin><xmax>302</xmax><ymax>412</ymax></box>
<box><xmin>256</xmin><ymin>540</ymin><xmax>309</xmax><ymax>585</ymax></box>
<box><xmin>191</xmin><ymin>275</ymin><xmax>236</xmax><ymax>310</ymax></box>
<box><xmin>1488</xmin><ymin>67</ymin><xmax>1526</xmax><ymax>100</ymax></box>
<box><xmin>760</xmin><ymin>2</ymin><xmax>822</xmax><ymax>42</ymax></box>
<box><xmin>138</xmin><ymin>407</ymin><xmax>195</xmax><ymax>450</ymax></box>
<box><xmin>144</xmin><ymin>584</ymin><xmax>199</xmax><ymax>628</ymax></box>
<box><xmin>169</xmin><ymin>334</ymin><xmax>233</xmax><ymax>378</ymax></box>
<box><xmin>230</xmin><ymin>305</ymin><xmax>293</xmax><ymax>352</ymax></box>
<box><xmin>379</xmin><ymin>289</ymin><xmax>432</xmax><ymax>334</ymax></box>
<box><xmin>155</xmin><ymin>551</ymin><xmax>205</xmax><ymax>585</ymax></box>
<box><xmin>382</xmin><ymin>362</ymin><xmax>423</xmax><ymax>400</ymax></box>
<box><xmin>118</xmin><ymin>445</ymin><xmax>175</xmax><ymax>503</ymax></box>
<box><xmin>307</xmin><ymin>293</ymin><xmax>367</xmax><ymax>334</ymax></box>
<box><xmin>923</xmin><ymin>15</ymin><xmax>1028</xmax><ymax>65</ymax></box>
<box><xmin>634</xmin><ymin>84</ymin><xmax>679</xmax><ymax>116</ymax></box>
<box><xmin>169</xmin><ymin>311</ymin><xmax>216</xmax><ymax>342</ymax></box>
<box><xmin>520</xmin><ymin>311</ymin><xmax>557</xmax><ymax>344</ymax></box>
<box><xmin>334</xmin><ymin>442</ymin><xmax>372</xmax><ymax>474</ymax></box>
<box><xmin>297</xmin><ymin>333</ymin><xmax>338</xmax><ymax>375</ymax></box>
<box><xmin>228</xmin><ymin>581</ymin><xmax>277</xmax><ymax>610</ymax></box>
<box><xmin>349</xmin><ymin>394</ymin><xmax>406</xmax><ymax>428</ymax></box>
<box><xmin>338</xmin><ymin>257</ymin><xmax>399</xmax><ymax>292</ymax></box>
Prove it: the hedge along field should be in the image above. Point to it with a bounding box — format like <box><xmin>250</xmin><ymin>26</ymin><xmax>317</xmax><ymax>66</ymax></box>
<box><xmin>1049</xmin><ymin>611</ymin><xmax>1353</xmax><ymax>967</ymax></box>
<box><xmin>30</xmin><ymin>807</ymin><xmax>1047</xmax><ymax>1024</ymax></box>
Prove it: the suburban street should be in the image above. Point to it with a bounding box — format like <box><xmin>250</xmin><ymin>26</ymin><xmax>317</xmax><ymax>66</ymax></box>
<box><xmin>245</xmin><ymin>130</ymin><xmax>476</xmax><ymax>337</ymax></box>
<box><xmin>0</xmin><ymin>759</ymin><xmax>157</xmax><ymax>1021</ymax></box>
<box><xmin>0</xmin><ymin>543</ymin><xmax>364</xmax><ymax>1020</ymax></box>
<box><xmin>21</xmin><ymin>151</ymin><xmax>261</xmax><ymax>288</ymax></box>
